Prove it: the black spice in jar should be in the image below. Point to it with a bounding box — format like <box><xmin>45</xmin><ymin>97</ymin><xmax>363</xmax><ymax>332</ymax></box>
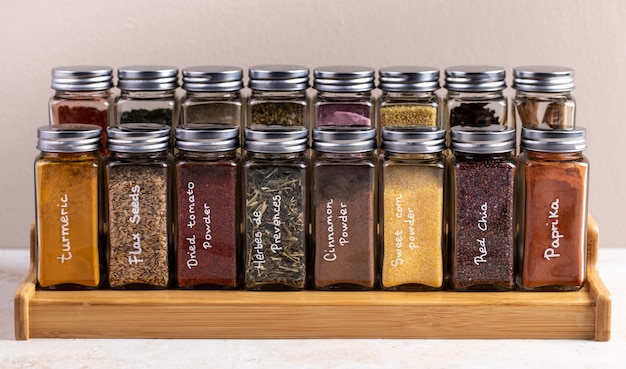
<box><xmin>449</xmin><ymin>126</ymin><xmax>516</xmax><ymax>291</ymax></box>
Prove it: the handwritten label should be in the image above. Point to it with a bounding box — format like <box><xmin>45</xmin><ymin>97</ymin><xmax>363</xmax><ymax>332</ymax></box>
<box><xmin>57</xmin><ymin>194</ymin><xmax>72</xmax><ymax>263</ymax></box>
<box><xmin>323</xmin><ymin>199</ymin><xmax>349</xmax><ymax>262</ymax></box>
<box><xmin>544</xmin><ymin>199</ymin><xmax>563</xmax><ymax>260</ymax></box>
<box><xmin>474</xmin><ymin>202</ymin><xmax>488</xmax><ymax>265</ymax></box>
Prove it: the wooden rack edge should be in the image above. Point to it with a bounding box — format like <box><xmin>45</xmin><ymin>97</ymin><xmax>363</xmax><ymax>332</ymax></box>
<box><xmin>15</xmin><ymin>216</ymin><xmax>611</xmax><ymax>341</ymax></box>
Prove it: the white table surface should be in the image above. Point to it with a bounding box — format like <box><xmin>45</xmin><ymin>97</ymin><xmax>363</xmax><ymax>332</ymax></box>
<box><xmin>0</xmin><ymin>248</ymin><xmax>624</xmax><ymax>369</ymax></box>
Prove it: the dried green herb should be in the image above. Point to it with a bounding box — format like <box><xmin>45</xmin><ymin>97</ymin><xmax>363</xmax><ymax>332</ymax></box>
<box><xmin>250</xmin><ymin>103</ymin><xmax>305</xmax><ymax>126</ymax></box>
<box><xmin>120</xmin><ymin>108</ymin><xmax>174</xmax><ymax>126</ymax></box>
<box><xmin>244</xmin><ymin>163</ymin><xmax>307</xmax><ymax>290</ymax></box>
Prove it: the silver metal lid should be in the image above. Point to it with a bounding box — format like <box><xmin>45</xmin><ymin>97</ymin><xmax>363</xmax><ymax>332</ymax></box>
<box><xmin>450</xmin><ymin>125</ymin><xmax>516</xmax><ymax>153</ymax></box>
<box><xmin>382</xmin><ymin>127</ymin><xmax>446</xmax><ymax>153</ymax></box>
<box><xmin>175</xmin><ymin>124</ymin><xmax>239</xmax><ymax>152</ymax></box>
<box><xmin>244</xmin><ymin>125</ymin><xmax>308</xmax><ymax>153</ymax></box>
<box><xmin>107</xmin><ymin>123</ymin><xmax>170</xmax><ymax>152</ymax></box>
<box><xmin>378</xmin><ymin>66</ymin><xmax>440</xmax><ymax>92</ymax></box>
<box><xmin>182</xmin><ymin>66</ymin><xmax>244</xmax><ymax>92</ymax></box>
<box><xmin>521</xmin><ymin>127</ymin><xmax>586</xmax><ymax>152</ymax></box>
<box><xmin>117</xmin><ymin>65</ymin><xmax>179</xmax><ymax>91</ymax></box>
<box><xmin>313</xmin><ymin>66</ymin><xmax>376</xmax><ymax>92</ymax></box>
<box><xmin>513</xmin><ymin>65</ymin><xmax>575</xmax><ymax>92</ymax></box>
<box><xmin>37</xmin><ymin>124</ymin><xmax>102</xmax><ymax>152</ymax></box>
<box><xmin>248</xmin><ymin>65</ymin><xmax>309</xmax><ymax>91</ymax></box>
<box><xmin>444</xmin><ymin>65</ymin><xmax>506</xmax><ymax>92</ymax></box>
<box><xmin>312</xmin><ymin>127</ymin><xmax>377</xmax><ymax>153</ymax></box>
<box><xmin>51</xmin><ymin>65</ymin><xmax>113</xmax><ymax>91</ymax></box>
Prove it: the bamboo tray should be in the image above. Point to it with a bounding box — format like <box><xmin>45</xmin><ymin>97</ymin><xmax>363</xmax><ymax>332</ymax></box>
<box><xmin>15</xmin><ymin>216</ymin><xmax>611</xmax><ymax>341</ymax></box>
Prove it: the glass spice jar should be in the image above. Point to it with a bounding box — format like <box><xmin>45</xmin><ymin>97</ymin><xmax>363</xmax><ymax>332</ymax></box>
<box><xmin>444</xmin><ymin>65</ymin><xmax>509</xmax><ymax>129</ymax></box>
<box><xmin>380</xmin><ymin>127</ymin><xmax>446</xmax><ymax>291</ymax></box>
<box><xmin>246</xmin><ymin>65</ymin><xmax>309</xmax><ymax>127</ymax></box>
<box><xmin>513</xmin><ymin>65</ymin><xmax>576</xmax><ymax>130</ymax></box>
<box><xmin>174</xmin><ymin>125</ymin><xmax>241</xmax><ymax>289</ymax></box>
<box><xmin>35</xmin><ymin>124</ymin><xmax>103</xmax><ymax>289</ymax></box>
<box><xmin>449</xmin><ymin>125</ymin><xmax>516</xmax><ymax>291</ymax></box>
<box><xmin>311</xmin><ymin>127</ymin><xmax>377</xmax><ymax>290</ymax></box>
<box><xmin>313</xmin><ymin>66</ymin><xmax>376</xmax><ymax>128</ymax></box>
<box><xmin>104</xmin><ymin>123</ymin><xmax>172</xmax><ymax>289</ymax></box>
<box><xmin>243</xmin><ymin>125</ymin><xmax>308</xmax><ymax>290</ymax></box>
<box><xmin>180</xmin><ymin>66</ymin><xmax>244</xmax><ymax>127</ymax></box>
<box><xmin>49</xmin><ymin>65</ymin><xmax>113</xmax><ymax>151</ymax></box>
<box><xmin>115</xmin><ymin>65</ymin><xmax>180</xmax><ymax>127</ymax></box>
<box><xmin>518</xmin><ymin>128</ymin><xmax>588</xmax><ymax>291</ymax></box>
<box><xmin>378</xmin><ymin>66</ymin><xmax>441</xmax><ymax>129</ymax></box>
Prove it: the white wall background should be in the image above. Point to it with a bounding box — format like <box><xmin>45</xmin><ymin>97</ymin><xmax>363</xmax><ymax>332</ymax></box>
<box><xmin>0</xmin><ymin>0</ymin><xmax>623</xmax><ymax>248</ymax></box>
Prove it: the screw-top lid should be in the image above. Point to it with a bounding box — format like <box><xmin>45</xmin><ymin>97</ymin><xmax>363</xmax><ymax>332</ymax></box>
<box><xmin>378</xmin><ymin>66</ymin><xmax>440</xmax><ymax>92</ymax></box>
<box><xmin>248</xmin><ymin>65</ymin><xmax>309</xmax><ymax>91</ymax></box>
<box><xmin>244</xmin><ymin>125</ymin><xmax>308</xmax><ymax>153</ymax></box>
<box><xmin>175</xmin><ymin>124</ymin><xmax>239</xmax><ymax>152</ymax></box>
<box><xmin>382</xmin><ymin>127</ymin><xmax>446</xmax><ymax>153</ymax></box>
<box><xmin>117</xmin><ymin>65</ymin><xmax>179</xmax><ymax>91</ymax></box>
<box><xmin>51</xmin><ymin>65</ymin><xmax>113</xmax><ymax>91</ymax></box>
<box><xmin>37</xmin><ymin>124</ymin><xmax>102</xmax><ymax>152</ymax></box>
<box><xmin>450</xmin><ymin>125</ymin><xmax>516</xmax><ymax>153</ymax></box>
<box><xmin>513</xmin><ymin>65</ymin><xmax>575</xmax><ymax>93</ymax></box>
<box><xmin>107</xmin><ymin>123</ymin><xmax>170</xmax><ymax>152</ymax></box>
<box><xmin>182</xmin><ymin>66</ymin><xmax>244</xmax><ymax>92</ymax></box>
<box><xmin>314</xmin><ymin>66</ymin><xmax>376</xmax><ymax>92</ymax></box>
<box><xmin>444</xmin><ymin>65</ymin><xmax>506</xmax><ymax>92</ymax></box>
<box><xmin>521</xmin><ymin>127</ymin><xmax>586</xmax><ymax>152</ymax></box>
<box><xmin>312</xmin><ymin>126</ymin><xmax>377</xmax><ymax>153</ymax></box>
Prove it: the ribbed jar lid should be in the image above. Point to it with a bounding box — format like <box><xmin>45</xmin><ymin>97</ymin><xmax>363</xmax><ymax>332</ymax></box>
<box><xmin>450</xmin><ymin>125</ymin><xmax>516</xmax><ymax>153</ymax></box>
<box><xmin>244</xmin><ymin>125</ymin><xmax>308</xmax><ymax>153</ymax></box>
<box><xmin>37</xmin><ymin>124</ymin><xmax>102</xmax><ymax>152</ymax></box>
<box><xmin>382</xmin><ymin>127</ymin><xmax>446</xmax><ymax>153</ymax></box>
<box><xmin>175</xmin><ymin>124</ymin><xmax>239</xmax><ymax>152</ymax></box>
<box><xmin>312</xmin><ymin>126</ymin><xmax>376</xmax><ymax>153</ymax></box>
<box><xmin>314</xmin><ymin>66</ymin><xmax>376</xmax><ymax>93</ymax></box>
<box><xmin>248</xmin><ymin>65</ymin><xmax>309</xmax><ymax>91</ymax></box>
<box><xmin>107</xmin><ymin>123</ymin><xmax>170</xmax><ymax>152</ymax></box>
<box><xmin>182</xmin><ymin>66</ymin><xmax>244</xmax><ymax>92</ymax></box>
<box><xmin>51</xmin><ymin>65</ymin><xmax>113</xmax><ymax>91</ymax></box>
<box><xmin>513</xmin><ymin>65</ymin><xmax>575</xmax><ymax>92</ymax></box>
<box><xmin>444</xmin><ymin>65</ymin><xmax>506</xmax><ymax>92</ymax></box>
<box><xmin>521</xmin><ymin>127</ymin><xmax>586</xmax><ymax>152</ymax></box>
<box><xmin>378</xmin><ymin>66</ymin><xmax>440</xmax><ymax>92</ymax></box>
<box><xmin>117</xmin><ymin>65</ymin><xmax>179</xmax><ymax>91</ymax></box>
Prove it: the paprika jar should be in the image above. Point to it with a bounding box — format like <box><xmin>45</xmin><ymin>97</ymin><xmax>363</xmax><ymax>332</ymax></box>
<box><xmin>378</xmin><ymin>66</ymin><xmax>441</xmax><ymax>129</ymax></box>
<box><xmin>247</xmin><ymin>65</ymin><xmax>309</xmax><ymax>128</ymax></box>
<box><xmin>115</xmin><ymin>65</ymin><xmax>180</xmax><ymax>126</ymax></box>
<box><xmin>174</xmin><ymin>124</ymin><xmax>241</xmax><ymax>289</ymax></box>
<box><xmin>311</xmin><ymin>127</ymin><xmax>377</xmax><ymax>290</ymax></box>
<box><xmin>243</xmin><ymin>126</ymin><xmax>308</xmax><ymax>290</ymax></box>
<box><xmin>313</xmin><ymin>66</ymin><xmax>376</xmax><ymax>128</ymax></box>
<box><xmin>380</xmin><ymin>127</ymin><xmax>446</xmax><ymax>291</ymax></box>
<box><xmin>444</xmin><ymin>65</ymin><xmax>509</xmax><ymax>129</ymax></box>
<box><xmin>449</xmin><ymin>125</ymin><xmax>516</xmax><ymax>291</ymax></box>
<box><xmin>105</xmin><ymin>123</ymin><xmax>172</xmax><ymax>289</ymax></box>
<box><xmin>518</xmin><ymin>128</ymin><xmax>588</xmax><ymax>291</ymax></box>
<box><xmin>513</xmin><ymin>65</ymin><xmax>576</xmax><ymax>130</ymax></box>
<box><xmin>49</xmin><ymin>65</ymin><xmax>113</xmax><ymax>151</ymax></box>
<box><xmin>35</xmin><ymin>124</ymin><xmax>103</xmax><ymax>289</ymax></box>
<box><xmin>180</xmin><ymin>66</ymin><xmax>244</xmax><ymax>127</ymax></box>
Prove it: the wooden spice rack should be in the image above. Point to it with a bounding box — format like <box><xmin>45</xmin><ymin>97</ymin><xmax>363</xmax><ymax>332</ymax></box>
<box><xmin>14</xmin><ymin>216</ymin><xmax>611</xmax><ymax>341</ymax></box>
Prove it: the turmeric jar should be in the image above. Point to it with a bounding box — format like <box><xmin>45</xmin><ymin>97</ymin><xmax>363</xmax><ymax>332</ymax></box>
<box><xmin>35</xmin><ymin>124</ymin><xmax>103</xmax><ymax>289</ymax></box>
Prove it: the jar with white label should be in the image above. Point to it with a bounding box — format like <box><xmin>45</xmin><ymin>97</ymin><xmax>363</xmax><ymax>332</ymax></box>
<box><xmin>518</xmin><ymin>128</ymin><xmax>588</xmax><ymax>291</ymax></box>
<box><xmin>449</xmin><ymin>125</ymin><xmax>516</xmax><ymax>291</ymax></box>
<box><xmin>174</xmin><ymin>125</ymin><xmax>241</xmax><ymax>289</ymax></box>
<box><xmin>243</xmin><ymin>126</ymin><xmax>308</xmax><ymax>290</ymax></box>
<box><xmin>104</xmin><ymin>123</ymin><xmax>172</xmax><ymax>289</ymax></box>
<box><xmin>380</xmin><ymin>127</ymin><xmax>446</xmax><ymax>290</ymax></box>
<box><xmin>513</xmin><ymin>65</ymin><xmax>576</xmax><ymax>130</ymax></box>
<box><xmin>35</xmin><ymin>124</ymin><xmax>103</xmax><ymax>289</ymax></box>
<box><xmin>311</xmin><ymin>127</ymin><xmax>377</xmax><ymax>290</ymax></box>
